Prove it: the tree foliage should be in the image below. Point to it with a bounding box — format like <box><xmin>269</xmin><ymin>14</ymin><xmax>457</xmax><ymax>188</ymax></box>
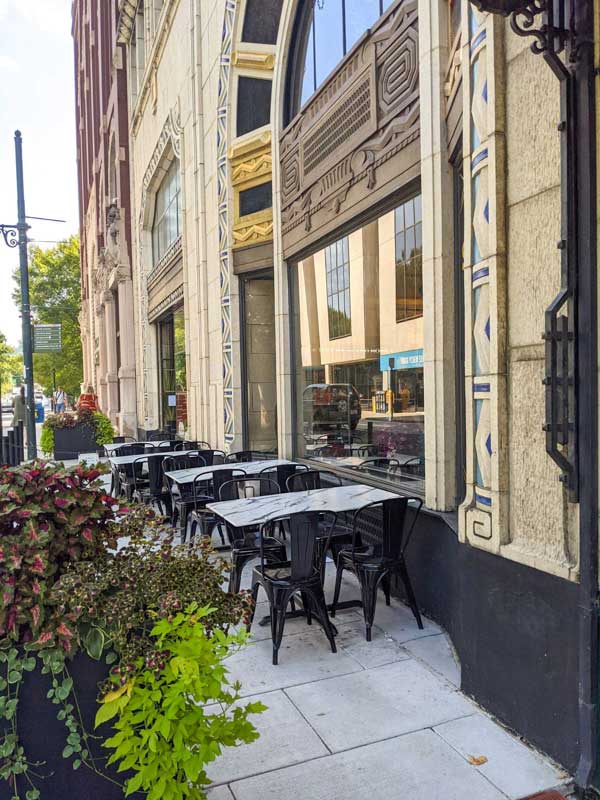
<box><xmin>12</xmin><ymin>236</ymin><xmax>83</xmax><ymax>399</ymax></box>
<box><xmin>0</xmin><ymin>333</ymin><xmax>23</xmax><ymax>396</ymax></box>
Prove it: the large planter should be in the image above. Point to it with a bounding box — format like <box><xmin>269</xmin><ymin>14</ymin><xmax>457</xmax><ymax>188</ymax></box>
<box><xmin>54</xmin><ymin>423</ymin><xmax>98</xmax><ymax>460</ymax></box>
<box><xmin>8</xmin><ymin>653</ymin><xmax>130</xmax><ymax>799</ymax></box>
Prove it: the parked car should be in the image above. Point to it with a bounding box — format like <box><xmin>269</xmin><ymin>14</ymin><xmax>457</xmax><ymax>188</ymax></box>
<box><xmin>303</xmin><ymin>383</ymin><xmax>362</xmax><ymax>432</ymax></box>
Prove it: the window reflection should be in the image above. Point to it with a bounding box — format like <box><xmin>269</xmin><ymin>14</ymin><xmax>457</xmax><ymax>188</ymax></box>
<box><xmin>299</xmin><ymin>0</ymin><xmax>390</xmax><ymax>108</ymax></box>
<box><xmin>152</xmin><ymin>159</ymin><xmax>181</xmax><ymax>265</ymax></box>
<box><xmin>291</xmin><ymin>200</ymin><xmax>425</xmax><ymax>493</ymax></box>
<box><xmin>159</xmin><ymin>308</ymin><xmax>187</xmax><ymax>435</ymax></box>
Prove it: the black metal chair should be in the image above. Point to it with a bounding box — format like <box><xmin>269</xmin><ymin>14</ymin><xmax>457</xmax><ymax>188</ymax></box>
<box><xmin>218</xmin><ymin>476</ymin><xmax>286</xmax><ymax>593</ymax></box>
<box><xmin>356</xmin><ymin>444</ymin><xmax>380</xmax><ymax>457</ymax></box>
<box><xmin>285</xmin><ymin>469</ymin><xmax>342</xmax><ymax>492</ymax></box>
<box><xmin>224</xmin><ymin>450</ymin><xmax>255</xmax><ymax>463</ymax></box>
<box><xmin>112</xmin><ymin>435</ymin><xmax>136</xmax><ymax>443</ymax></box>
<box><xmin>114</xmin><ymin>443</ymin><xmax>147</xmax><ymax>498</ymax></box>
<box><xmin>331</xmin><ymin>497</ymin><xmax>424</xmax><ymax>641</ymax></box>
<box><xmin>188</xmin><ymin>467</ymin><xmax>246</xmax><ymax>545</ymax></box>
<box><xmin>148</xmin><ymin>430</ymin><xmax>171</xmax><ymax>441</ymax></box>
<box><xmin>163</xmin><ymin>453</ymin><xmax>207</xmax><ymax>538</ymax></box>
<box><xmin>194</xmin><ymin>448</ymin><xmax>226</xmax><ymax>466</ymax></box>
<box><xmin>248</xmin><ymin>512</ymin><xmax>338</xmax><ymax>665</ymax></box>
<box><xmin>259</xmin><ymin>463</ymin><xmax>309</xmax><ymax>493</ymax></box>
<box><xmin>175</xmin><ymin>440</ymin><xmax>211</xmax><ymax>451</ymax></box>
<box><xmin>132</xmin><ymin>454</ymin><xmax>171</xmax><ymax>516</ymax></box>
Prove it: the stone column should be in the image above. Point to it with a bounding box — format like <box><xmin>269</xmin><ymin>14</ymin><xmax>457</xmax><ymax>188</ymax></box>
<box><xmin>117</xmin><ymin>277</ymin><xmax>138</xmax><ymax>436</ymax></box>
<box><xmin>96</xmin><ymin>302</ymin><xmax>108</xmax><ymax>412</ymax></box>
<box><xmin>102</xmin><ymin>291</ymin><xmax>120</xmax><ymax>423</ymax></box>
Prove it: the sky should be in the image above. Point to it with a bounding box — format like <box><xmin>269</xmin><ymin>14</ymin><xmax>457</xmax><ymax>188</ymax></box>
<box><xmin>0</xmin><ymin>0</ymin><xmax>79</xmax><ymax>348</ymax></box>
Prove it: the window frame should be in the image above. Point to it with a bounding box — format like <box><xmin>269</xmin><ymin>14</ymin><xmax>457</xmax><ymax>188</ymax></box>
<box><xmin>151</xmin><ymin>159</ymin><xmax>181</xmax><ymax>266</ymax></box>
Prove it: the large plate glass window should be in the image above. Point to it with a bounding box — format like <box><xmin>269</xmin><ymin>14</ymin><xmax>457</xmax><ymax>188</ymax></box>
<box><xmin>158</xmin><ymin>308</ymin><xmax>187</xmax><ymax>435</ymax></box>
<box><xmin>290</xmin><ymin>194</ymin><xmax>425</xmax><ymax>493</ymax></box>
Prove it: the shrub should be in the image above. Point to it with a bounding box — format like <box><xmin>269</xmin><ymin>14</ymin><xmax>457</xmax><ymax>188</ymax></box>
<box><xmin>40</xmin><ymin>409</ymin><xmax>115</xmax><ymax>456</ymax></box>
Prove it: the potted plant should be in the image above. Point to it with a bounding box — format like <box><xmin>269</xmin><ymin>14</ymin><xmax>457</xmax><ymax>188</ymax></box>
<box><xmin>0</xmin><ymin>461</ymin><xmax>262</xmax><ymax>800</ymax></box>
<box><xmin>40</xmin><ymin>409</ymin><xmax>115</xmax><ymax>460</ymax></box>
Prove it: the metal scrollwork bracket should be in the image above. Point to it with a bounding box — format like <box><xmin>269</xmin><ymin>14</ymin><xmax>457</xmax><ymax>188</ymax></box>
<box><xmin>0</xmin><ymin>224</ymin><xmax>19</xmax><ymax>248</ymax></box>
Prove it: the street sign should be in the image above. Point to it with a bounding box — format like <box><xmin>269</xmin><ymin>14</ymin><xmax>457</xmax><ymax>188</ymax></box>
<box><xmin>32</xmin><ymin>324</ymin><xmax>62</xmax><ymax>353</ymax></box>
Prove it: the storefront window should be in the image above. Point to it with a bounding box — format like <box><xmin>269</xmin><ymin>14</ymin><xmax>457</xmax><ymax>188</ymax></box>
<box><xmin>152</xmin><ymin>159</ymin><xmax>181</xmax><ymax>265</ymax></box>
<box><xmin>158</xmin><ymin>308</ymin><xmax>187</xmax><ymax>434</ymax></box>
<box><xmin>291</xmin><ymin>203</ymin><xmax>425</xmax><ymax>493</ymax></box>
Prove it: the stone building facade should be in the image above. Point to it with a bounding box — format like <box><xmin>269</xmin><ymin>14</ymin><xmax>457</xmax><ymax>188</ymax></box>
<box><xmin>77</xmin><ymin>0</ymin><xmax>597</xmax><ymax>786</ymax></box>
<box><xmin>73</xmin><ymin>0</ymin><xmax>137</xmax><ymax>434</ymax></box>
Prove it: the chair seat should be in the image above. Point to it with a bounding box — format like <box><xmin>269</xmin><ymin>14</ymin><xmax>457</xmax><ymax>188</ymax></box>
<box><xmin>252</xmin><ymin>561</ymin><xmax>321</xmax><ymax>586</ymax></box>
<box><xmin>337</xmin><ymin>545</ymin><xmax>394</xmax><ymax>569</ymax></box>
<box><xmin>235</xmin><ymin>534</ymin><xmax>286</xmax><ymax>553</ymax></box>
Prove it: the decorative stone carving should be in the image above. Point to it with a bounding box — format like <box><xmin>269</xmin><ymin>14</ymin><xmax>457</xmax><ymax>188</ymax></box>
<box><xmin>232</xmin><ymin>51</ymin><xmax>275</xmax><ymax>71</ymax></box>
<box><xmin>279</xmin><ymin>0</ymin><xmax>420</xmax><ymax>259</ymax></box>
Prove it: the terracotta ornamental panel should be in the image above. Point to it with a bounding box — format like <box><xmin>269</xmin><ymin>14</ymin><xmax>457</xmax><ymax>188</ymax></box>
<box><xmin>280</xmin><ymin>0</ymin><xmax>419</xmax><ymax>260</ymax></box>
<box><xmin>147</xmin><ymin>237</ymin><xmax>184</xmax><ymax>322</ymax></box>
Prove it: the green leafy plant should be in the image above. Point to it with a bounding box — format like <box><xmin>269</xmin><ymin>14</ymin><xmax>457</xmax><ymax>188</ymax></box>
<box><xmin>0</xmin><ymin>462</ymin><xmax>260</xmax><ymax>799</ymax></box>
<box><xmin>97</xmin><ymin>604</ymin><xmax>265</xmax><ymax>800</ymax></box>
<box><xmin>40</xmin><ymin>408</ymin><xmax>115</xmax><ymax>456</ymax></box>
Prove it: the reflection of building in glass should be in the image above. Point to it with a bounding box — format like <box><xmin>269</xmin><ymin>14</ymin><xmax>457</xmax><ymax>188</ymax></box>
<box><xmin>294</xmin><ymin>204</ymin><xmax>424</xmax><ymax>472</ymax></box>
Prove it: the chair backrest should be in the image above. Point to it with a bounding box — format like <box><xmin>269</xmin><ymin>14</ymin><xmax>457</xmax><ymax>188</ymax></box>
<box><xmin>219</xmin><ymin>476</ymin><xmax>280</xmax><ymax>501</ymax></box>
<box><xmin>148</xmin><ymin>430</ymin><xmax>170</xmax><ymax>441</ymax></box>
<box><xmin>179</xmin><ymin>440</ymin><xmax>211</xmax><ymax>451</ymax></box>
<box><xmin>147</xmin><ymin>454</ymin><xmax>167</xmax><ymax>496</ymax></box>
<box><xmin>225</xmin><ymin>450</ymin><xmax>254</xmax><ymax>463</ymax></box>
<box><xmin>154</xmin><ymin>441</ymin><xmax>173</xmax><ymax>452</ymax></box>
<box><xmin>286</xmin><ymin>469</ymin><xmax>342</xmax><ymax>492</ymax></box>
<box><xmin>260</xmin><ymin>463</ymin><xmax>307</xmax><ymax>492</ymax></box>
<box><xmin>130</xmin><ymin>456</ymin><xmax>149</xmax><ymax>487</ymax></box>
<box><xmin>192</xmin><ymin>467</ymin><xmax>245</xmax><ymax>502</ymax></box>
<box><xmin>115</xmin><ymin>442</ymin><xmax>146</xmax><ymax>457</ymax></box>
<box><xmin>163</xmin><ymin>453</ymin><xmax>206</xmax><ymax>475</ymax></box>
<box><xmin>262</xmin><ymin>512</ymin><xmax>336</xmax><ymax>582</ymax></box>
<box><xmin>112</xmin><ymin>435</ymin><xmax>135</xmax><ymax>444</ymax></box>
<box><xmin>351</xmin><ymin>497</ymin><xmax>423</xmax><ymax>559</ymax></box>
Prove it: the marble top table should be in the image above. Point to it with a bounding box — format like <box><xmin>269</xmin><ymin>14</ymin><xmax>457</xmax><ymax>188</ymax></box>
<box><xmin>206</xmin><ymin>484</ymin><xmax>400</xmax><ymax>529</ymax></box>
<box><xmin>164</xmin><ymin>458</ymin><xmax>295</xmax><ymax>486</ymax></box>
<box><xmin>108</xmin><ymin>449</ymin><xmax>183</xmax><ymax>466</ymax></box>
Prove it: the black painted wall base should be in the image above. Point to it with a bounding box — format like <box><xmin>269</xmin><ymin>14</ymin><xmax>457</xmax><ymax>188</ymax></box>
<box><xmin>393</xmin><ymin>509</ymin><xmax>580</xmax><ymax>773</ymax></box>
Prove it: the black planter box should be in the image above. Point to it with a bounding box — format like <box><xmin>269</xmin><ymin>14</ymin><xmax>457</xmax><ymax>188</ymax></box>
<box><xmin>7</xmin><ymin>654</ymin><xmax>127</xmax><ymax>799</ymax></box>
<box><xmin>54</xmin><ymin>424</ymin><xmax>98</xmax><ymax>461</ymax></box>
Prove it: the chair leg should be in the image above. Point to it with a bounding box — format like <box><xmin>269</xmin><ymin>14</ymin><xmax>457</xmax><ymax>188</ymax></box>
<box><xmin>358</xmin><ymin>567</ymin><xmax>381</xmax><ymax>642</ymax></box>
<box><xmin>330</xmin><ymin>561</ymin><xmax>345</xmax><ymax>618</ymax></box>
<box><xmin>228</xmin><ymin>551</ymin><xmax>255</xmax><ymax>593</ymax></box>
<box><xmin>382</xmin><ymin>573</ymin><xmax>391</xmax><ymax>606</ymax></box>
<box><xmin>398</xmin><ymin>559</ymin><xmax>423</xmax><ymax>629</ymax></box>
<box><xmin>247</xmin><ymin>582</ymin><xmax>260</xmax><ymax>633</ymax></box>
<box><xmin>300</xmin><ymin>591</ymin><xmax>312</xmax><ymax>625</ymax></box>
<box><xmin>270</xmin><ymin>598</ymin><xmax>291</xmax><ymax>666</ymax></box>
<box><xmin>305</xmin><ymin>584</ymin><xmax>336</xmax><ymax>654</ymax></box>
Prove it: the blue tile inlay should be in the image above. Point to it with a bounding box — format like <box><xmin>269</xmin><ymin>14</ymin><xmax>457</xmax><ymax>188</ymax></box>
<box><xmin>482</xmin><ymin>79</ymin><xmax>488</xmax><ymax>104</ymax></box>
<box><xmin>472</xmin><ymin>266</ymin><xmax>489</xmax><ymax>282</ymax></box>
<box><xmin>485</xmin><ymin>317</ymin><xmax>491</xmax><ymax>340</ymax></box>
<box><xmin>471</xmin><ymin>148</ymin><xmax>489</xmax><ymax>171</ymax></box>
<box><xmin>475</xmin><ymin>492</ymin><xmax>492</xmax><ymax>507</ymax></box>
<box><xmin>470</xmin><ymin>29</ymin><xmax>487</xmax><ymax>54</ymax></box>
<box><xmin>483</xmin><ymin>199</ymin><xmax>489</xmax><ymax>223</ymax></box>
<box><xmin>474</xmin><ymin>383</ymin><xmax>491</xmax><ymax>393</ymax></box>
<box><xmin>486</xmin><ymin>434</ymin><xmax>492</xmax><ymax>456</ymax></box>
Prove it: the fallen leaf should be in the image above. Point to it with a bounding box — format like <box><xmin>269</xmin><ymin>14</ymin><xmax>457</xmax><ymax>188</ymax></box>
<box><xmin>468</xmin><ymin>755</ymin><xmax>488</xmax><ymax>766</ymax></box>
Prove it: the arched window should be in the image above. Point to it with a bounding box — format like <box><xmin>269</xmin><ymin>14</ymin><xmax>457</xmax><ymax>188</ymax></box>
<box><xmin>152</xmin><ymin>159</ymin><xmax>181</xmax><ymax>265</ymax></box>
<box><xmin>293</xmin><ymin>0</ymin><xmax>394</xmax><ymax>112</ymax></box>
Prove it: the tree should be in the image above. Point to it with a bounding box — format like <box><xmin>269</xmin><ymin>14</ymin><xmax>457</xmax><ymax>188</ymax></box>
<box><xmin>12</xmin><ymin>236</ymin><xmax>83</xmax><ymax>400</ymax></box>
<box><xmin>0</xmin><ymin>333</ymin><xmax>24</xmax><ymax>396</ymax></box>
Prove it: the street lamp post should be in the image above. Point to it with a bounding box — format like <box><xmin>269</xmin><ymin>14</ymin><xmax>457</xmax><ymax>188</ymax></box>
<box><xmin>0</xmin><ymin>131</ymin><xmax>37</xmax><ymax>461</ymax></box>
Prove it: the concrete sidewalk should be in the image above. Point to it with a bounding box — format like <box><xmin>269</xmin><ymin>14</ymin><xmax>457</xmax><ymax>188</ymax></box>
<box><xmin>207</xmin><ymin>564</ymin><xmax>571</xmax><ymax>800</ymax></box>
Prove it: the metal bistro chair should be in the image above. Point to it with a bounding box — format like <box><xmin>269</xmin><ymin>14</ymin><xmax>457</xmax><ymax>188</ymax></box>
<box><xmin>218</xmin><ymin>476</ymin><xmax>286</xmax><ymax>593</ymax></box>
<box><xmin>248</xmin><ymin>511</ymin><xmax>338</xmax><ymax>665</ymax></box>
<box><xmin>356</xmin><ymin>444</ymin><xmax>380</xmax><ymax>458</ymax></box>
<box><xmin>148</xmin><ymin>430</ymin><xmax>171</xmax><ymax>442</ymax></box>
<box><xmin>194</xmin><ymin>448</ymin><xmax>226</xmax><ymax>466</ymax></box>
<box><xmin>163</xmin><ymin>453</ymin><xmax>206</xmax><ymax>539</ymax></box>
<box><xmin>331</xmin><ymin>497</ymin><xmax>424</xmax><ymax>641</ymax></box>
<box><xmin>175</xmin><ymin>440</ymin><xmax>212</xmax><ymax>451</ymax></box>
<box><xmin>224</xmin><ymin>450</ymin><xmax>256</xmax><ymax>463</ymax></box>
<box><xmin>285</xmin><ymin>468</ymin><xmax>350</xmax><ymax>576</ymax></box>
<box><xmin>114</xmin><ymin>443</ymin><xmax>147</xmax><ymax>499</ymax></box>
<box><xmin>188</xmin><ymin>467</ymin><xmax>246</xmax><ymax>545</ymax></box>
<box><xmin>132</xmin><ymin>453</ymin><xmax>171</xmax><ymax>517</ymax></box>
<box><xmin>260</xmin><ymin>463</ymin><xmax>309</xmax><ymax>540</ymax></box>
